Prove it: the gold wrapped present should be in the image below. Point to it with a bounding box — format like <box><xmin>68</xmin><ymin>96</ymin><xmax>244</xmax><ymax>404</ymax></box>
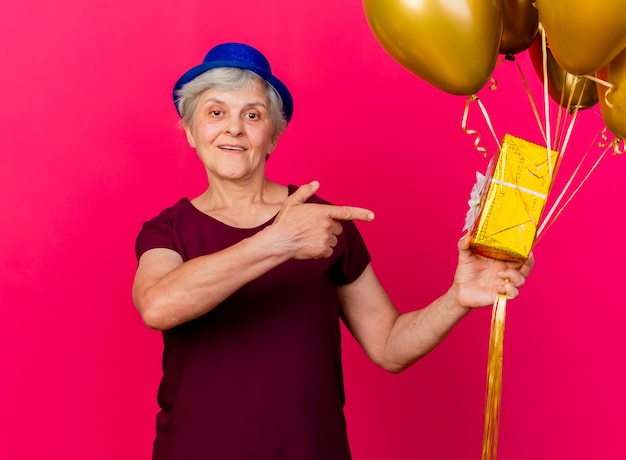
<box><xmin>464</xmin><ymin>134</ymin><xmax>559</xmax><ymax>263</ymax></box>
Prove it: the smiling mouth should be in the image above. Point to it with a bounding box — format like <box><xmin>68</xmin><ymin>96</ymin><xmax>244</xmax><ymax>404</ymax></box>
<box><xmin>219</xmin><ymin>145</ymin><xmax>246</xmax><ymax>152</ymax></box>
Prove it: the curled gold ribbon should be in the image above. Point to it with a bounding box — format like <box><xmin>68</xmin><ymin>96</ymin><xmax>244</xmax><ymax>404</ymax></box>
<box><xmin>598</xmin><ymin>128</ymin><xmax>624</xmax><ymax>155</ymax></box>
<box><xmin>462</xmin><ymin>95</ymin><xmax>488</xmax><ymax>156</ymax></box>
<box><xmin>614</xmin><ymin>138</ymin><xmax>625</xmax><ymax>155</ymax></box>
<box><xmin>583</xmin><ymin>74</ymin><xmax>615</xmax><ymax>109</ymax></box>
<box><xmin>462</xmin><ymin>95</ymin><xmax>502</xmax><ymax>156</ymax></box>
<box><xmin>598</xmin><ymin>127</ymin><xmax>610</xmax><ymax>147</ymax></box>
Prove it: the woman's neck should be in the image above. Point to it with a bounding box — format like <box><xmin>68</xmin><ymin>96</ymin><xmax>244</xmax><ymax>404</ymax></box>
<box><xmin>191</xmin><ymin>178</ymin><xmax>288</xmax><ymax>228</ymax></box>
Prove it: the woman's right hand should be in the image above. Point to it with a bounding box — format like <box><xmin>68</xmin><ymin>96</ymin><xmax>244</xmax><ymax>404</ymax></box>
<box><xmin>268</xmin><ymin>181</ymin><xmax>375</xmax><ymax>260</ymax></box>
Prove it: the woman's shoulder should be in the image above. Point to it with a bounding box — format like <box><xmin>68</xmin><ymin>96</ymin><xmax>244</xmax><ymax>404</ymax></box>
<box><xmin>156</xmin><ymin>196</ymin><xmax>191</xmax><ymax>214</ymax></box>
<box><xmin>141</xmin><ymin>197</ymin><xmax>197</xmax><ymax>227</ymax></box>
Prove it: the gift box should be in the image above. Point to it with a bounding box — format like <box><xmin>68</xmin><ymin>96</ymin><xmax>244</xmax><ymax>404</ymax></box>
<box><xmin>464</xmin><ymin>134</ymin><xmax>559</xmax><ymax>263</ymax></box>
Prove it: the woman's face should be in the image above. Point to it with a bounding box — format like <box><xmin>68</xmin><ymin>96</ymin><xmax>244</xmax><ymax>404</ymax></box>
<box><xmin>184</xmin><ymin>80</ymin><xmax>277</xmax><ymax>183</ymax></box>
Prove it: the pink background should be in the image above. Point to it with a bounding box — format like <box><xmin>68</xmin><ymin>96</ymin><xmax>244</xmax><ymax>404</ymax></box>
<box><xmin>1</xmin><ymin>1</ymin><xmax>624</xmax><ymax>459</ymax></box>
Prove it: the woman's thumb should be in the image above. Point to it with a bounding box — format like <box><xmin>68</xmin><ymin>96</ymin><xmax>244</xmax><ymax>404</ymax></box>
<box><xmin>287</xmin><ymin>180</ymin><xmax>320</xmax><ymax>206</ymax></box>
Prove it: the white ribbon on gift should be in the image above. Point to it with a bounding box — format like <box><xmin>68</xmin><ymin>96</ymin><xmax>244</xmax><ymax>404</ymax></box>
<box><xmin>490</xmin><ymin>178</ymin><xmax>548</xmax><ymax>199</ymax></box>
<box><xmin>463</xmin><ymin>171</ymin><xmax>488</xmax><ymax>231</ymax></box>
<box><xmin>463</xmin><ymin>170</ymin><xmax>549</xmax><ymax>232</ymax></box>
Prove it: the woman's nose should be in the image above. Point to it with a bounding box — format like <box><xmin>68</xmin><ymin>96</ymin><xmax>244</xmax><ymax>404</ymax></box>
<box><xmin>225</xmin><ymin>115</ymin><xmax>244</xmax><ymax>136</ymax></box>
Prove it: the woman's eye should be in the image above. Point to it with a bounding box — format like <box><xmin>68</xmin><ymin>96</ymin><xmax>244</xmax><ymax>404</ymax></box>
<box><xmin>246</xmin><ymin>113</ymin><xmax>258</xmax><ymax>120</ymax></box>
<box><xmin>210</xmin><ymin>110</ymin><xmax>223</xmax><ymax>116</ymax></box>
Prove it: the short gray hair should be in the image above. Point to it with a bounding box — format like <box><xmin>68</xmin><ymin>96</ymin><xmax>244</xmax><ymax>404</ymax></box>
<box><xmin>175</xmin><ymin>67</ymin><xmax>287</xmax><ymax>137</ymax></box>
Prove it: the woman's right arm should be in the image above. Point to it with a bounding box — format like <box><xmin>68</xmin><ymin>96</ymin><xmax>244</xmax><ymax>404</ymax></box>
<box><xmin>132</xmin><ymin>233</ymin><xmax>292</xmax><ymax>330</ymax></box>
<box><xmin>132</xmin><ymin>181</ymin><xmax>374</xmax><ymax>330</ymax></box>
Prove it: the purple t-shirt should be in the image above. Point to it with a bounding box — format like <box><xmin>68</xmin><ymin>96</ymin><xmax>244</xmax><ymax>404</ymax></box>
<box><xmin>135</xmin><ymin>185</ymin><xmax>371</xmax><ymax>460</ymax></box>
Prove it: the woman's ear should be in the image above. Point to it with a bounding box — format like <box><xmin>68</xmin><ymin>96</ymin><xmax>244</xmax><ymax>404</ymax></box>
<box><xmin>265</xmin><ymin>138</ymin><xmax>278</xmax><ymax>160</ymax></box>
<box><xmin>183</xmin><ymin>122</ymin><xmax>196</xmax><ymax>148</ymax></box>
<box><xmin>270</xmin><ymin>131</ymin><xmax>281</xmax><ymax>150</ymax></box>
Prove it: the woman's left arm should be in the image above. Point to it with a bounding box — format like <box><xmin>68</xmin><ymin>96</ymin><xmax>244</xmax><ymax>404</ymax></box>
<box><xmin>337</xmin><ymin>234</ymin><xmax>534</xmax><ymax>373</ymax></box>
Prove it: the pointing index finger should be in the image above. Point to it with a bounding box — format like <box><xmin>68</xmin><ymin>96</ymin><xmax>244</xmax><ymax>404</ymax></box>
<box><xmin>324</xmin><ymin>204</ymin><xmax>375</xmax><ymax>222</ymax></box>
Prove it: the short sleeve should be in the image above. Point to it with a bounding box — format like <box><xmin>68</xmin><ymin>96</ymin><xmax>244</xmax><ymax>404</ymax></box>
<box><xmin>135</xmin><ymin>204</ymin><xmax>179</xmax><ymax>261</ymax></box>
<box><xmin>329</xmin><ymin>220</ymin><xmax>371</xmax><ymax>286</ymax></box>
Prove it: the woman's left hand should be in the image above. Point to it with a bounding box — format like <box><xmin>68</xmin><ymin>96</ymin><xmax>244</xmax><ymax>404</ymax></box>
<box><xmin>452</xmin><ymin>234</ymin><xmax>535</xmax><ymax>309</ymax></box>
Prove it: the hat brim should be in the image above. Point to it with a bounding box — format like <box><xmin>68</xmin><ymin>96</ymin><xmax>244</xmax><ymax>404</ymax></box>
<box><xmin>172</xmin><ymin>60</ymin><xmax>293</xmax><ymax>123</ymax></box>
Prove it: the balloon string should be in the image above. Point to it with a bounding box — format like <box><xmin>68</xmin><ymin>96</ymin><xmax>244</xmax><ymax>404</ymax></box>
<box><xmin>556</xmin><ymin>108</ymin><xmax>568</xmax><ymax>152</ymax></box>
<box><xmin>513</xmin><ymin>58</ymin><xmax>546</xmax><ymax>144</ymax></box>
<box><xmin>476</xmin><ymin>97</ymin><xmax>501</xmax><ymax>151</ymax></box>
<box><xmin>552</xmin><ymin>75</ymin><xmax>569</xmax><ymax>150</ymax></box>
<box><xmin>495</xmin><ymin>55</ymin><xmax>509</xmax><ymax>68</ymax></box>
<box><xmin>481</xmin><ymin>290</ymin><xmax>507</xmax><ymax>460</ymax></box>
<box><xmin>553</xmin><ymin>75</ymin><xmax>578</xmax><ymax>151</ymax></box>
<box><xmin>572</xmin><ymin>77</ymin><xmax>591</xmax><ymax>113</ymax></box>
<box><xmin>540</xmin><ymin>27</ymin><xmax>553</xmax><ymax>178</ymax></box>
<box><xmin>538</xmin><ymin>132</ymin><xmax>594</xmax><ymax>238</ymax></box>
<box><xmin>537</xmin><ymin>130</ymin><xmax>609</xmax><ymax>239</ymax></box>
<box><xmin>553</xmin><ymin>101</ymin><xmax>579</xmax><ymax>178</ymax></box>
<box><xmin>558</xmin><ymin>77</ymin><xmax>592</xmax><ymax>152</ymax></box>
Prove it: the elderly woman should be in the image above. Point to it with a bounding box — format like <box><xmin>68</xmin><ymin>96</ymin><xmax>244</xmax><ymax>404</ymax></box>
<box><xmin>133</xmin><ymin>42</ymin><xmax>533</xmax><ymax>460</ymax></box>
